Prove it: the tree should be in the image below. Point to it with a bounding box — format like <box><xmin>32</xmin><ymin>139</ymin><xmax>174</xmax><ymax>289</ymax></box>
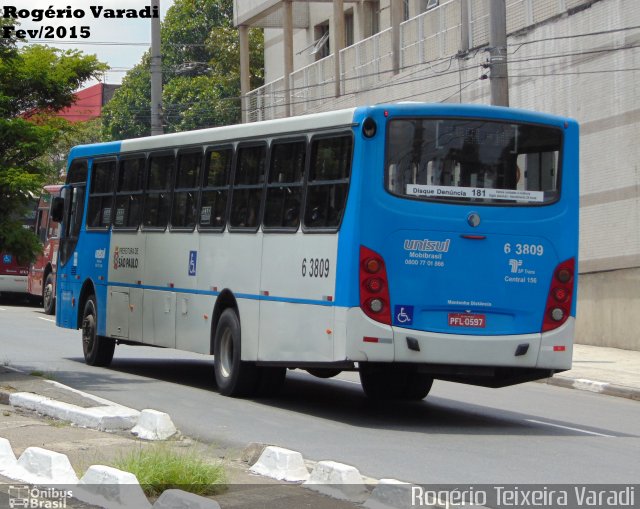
<box><xmin>0</xmin><ymin>44</ymin><xmax>106</xmax><ymax>263</ymax></box>
<box><xmin>102</xmin><ymin>0</ymin><xmax>264</xmax><ymax>140</ymax></box>
<box><xmin>36</xmin><ymin>118</ymin><xmax>103</xmax><ymax>183</ymax></box>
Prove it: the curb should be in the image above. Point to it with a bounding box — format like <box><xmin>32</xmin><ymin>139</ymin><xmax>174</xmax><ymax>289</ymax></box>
<box><xmin>541</xmin><ymin>376</ymin><xmax>640</xmax><ymax>401</ymax></box>
<box><xmin>0</xmin><ymin>436</ymin><xmax>210</xmax><ymax>509</ymax></box>
<box><xmin>0</xmin><ymin>368</ymin><xmax>179</xmax><ymax>437</ymax></box>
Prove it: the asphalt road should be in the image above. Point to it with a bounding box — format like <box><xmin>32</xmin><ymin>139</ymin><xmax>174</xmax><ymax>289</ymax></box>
<box><xmin>1</xmin><ymin>297</ymin><xmax>638</xmax><ymax>485</ymax></box>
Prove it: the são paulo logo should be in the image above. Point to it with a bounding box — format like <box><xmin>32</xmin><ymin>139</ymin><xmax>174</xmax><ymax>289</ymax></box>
<box><xmin>113</xmin><ymin>246</ymin><xmax>139</xmax><ymax>270</ymax></box>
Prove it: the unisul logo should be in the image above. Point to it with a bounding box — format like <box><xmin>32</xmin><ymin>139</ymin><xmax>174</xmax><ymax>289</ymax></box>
<box><xmin>8</xmin><ymin>485</ymin><xmax>73</xmax><ymax>508</ymax></box>
<box><xmin>404</xmin><ymin>239</ymin><xmax>451</xmax><ymax>253</ymax></box>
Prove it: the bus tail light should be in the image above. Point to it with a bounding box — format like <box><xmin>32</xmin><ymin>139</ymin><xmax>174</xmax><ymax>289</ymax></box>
<box><xmin>542</xmin><ymin>258</ymin><xmax>575</xmax><ymax>332</ymax></box>
<box><xmin>360</xmin><ymin>246</ymin><xmax>391</xmax><ymax>325</ymax></box>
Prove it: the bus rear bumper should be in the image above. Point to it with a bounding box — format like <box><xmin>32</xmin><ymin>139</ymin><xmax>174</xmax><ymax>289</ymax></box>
<box><xmin>344</xmin><ymin>308</ymin><xmax>573</xmax><ymax>372</ymax></box>
<box><xmin>0</xmin><ymin>275</ymin><xmax>28</xmax><ymax>294</ymax></box>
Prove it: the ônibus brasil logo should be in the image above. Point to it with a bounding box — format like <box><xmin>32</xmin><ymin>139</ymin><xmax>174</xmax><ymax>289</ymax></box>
<box><xmin>113</xmin><ymin>246</ymin><xmax>139</xmax><ymax>270</ymax></box>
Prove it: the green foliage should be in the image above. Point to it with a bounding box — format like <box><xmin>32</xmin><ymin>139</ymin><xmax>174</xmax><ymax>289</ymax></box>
<box><xmin>114</xmin><ymin>444</ymin><xmax>227</xmax><ymax>497</ymax></box>
<box><xmin>0</xmin><ymin>43</ymin><xmax>106</xmax><ymax>263</ymax></box>
<box><xmin>36</xmin><ymin>118</ymin><xmax>103</xmax><ymax>183</ymax></box>
<box><xmin>102</xmin><ymin>0</ymin><xmax>264</xmax><ymax>140</ymax></box>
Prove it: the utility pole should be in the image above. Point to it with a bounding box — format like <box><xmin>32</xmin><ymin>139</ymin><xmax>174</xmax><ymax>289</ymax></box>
<box><xmin>390</xmin><ymin>0</ymin><xmax>403</xmax><ymax>75</ymax></box>
<box><xmin>239</xmin><ymin>25</ymin><xmax>250</xmax><ymax>123</ymax></box>
<box><xmin>150</xmin><ymin>0</ymin><xmax>164</xmax><ymax>135</ymax></box>
<box><xmin>488</xmin><ymin>0</ymin><xmax>509</xmax><ymax>106</ymax></box>
<box><xmin>283</xmin><ymin>0</ymin><xmax>294</xmax><ymax>115</ymax></box>
<box><xmin>333</xmin><ymin>0</ymin><xmax>345</xmax><ymax>98</ymax></box>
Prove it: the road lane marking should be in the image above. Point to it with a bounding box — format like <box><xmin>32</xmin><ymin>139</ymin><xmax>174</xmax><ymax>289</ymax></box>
<box><xmin>38</xmin><ymin>317</ymin><xmax>56</xmax><ymax>323</ymax></box>
<box><xmin>526</xmin><ymin>419</ymin><xmax>614</xmax><ymax>437</ymax></box>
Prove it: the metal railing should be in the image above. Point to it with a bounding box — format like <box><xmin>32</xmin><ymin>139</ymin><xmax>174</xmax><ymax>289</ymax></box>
<box><xmin>244</xmin><ymin>0</ymin><xmax>593</xmax><ymax>121</ymax></box>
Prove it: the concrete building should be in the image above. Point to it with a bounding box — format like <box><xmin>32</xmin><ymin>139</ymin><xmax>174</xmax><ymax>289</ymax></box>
<box><xmin>234</xmin><ymin>0</ymin><xmax>640</xmax><ymax>351</ymax></box>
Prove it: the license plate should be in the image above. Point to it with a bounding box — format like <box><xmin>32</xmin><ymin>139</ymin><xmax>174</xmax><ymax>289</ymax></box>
<box><xmin>448</xmin><ymin>313</ymin><xmax>486</xmax><ymax>328</ymax></box>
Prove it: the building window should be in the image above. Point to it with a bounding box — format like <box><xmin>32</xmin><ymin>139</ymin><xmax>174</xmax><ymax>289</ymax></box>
<box><xmin>313</xmin><ymin>21</ymin><xmax>330</xmax><ymax>60</ymax></box>
<box><xmin>345</xmin><ymin>9</ymin><xmax>354</xmax><ymax>47</ymax></box>
<box><xmin>364</xmin><ymin>1</ymin><xmax>379</xmax><ymax>37</ymax></box>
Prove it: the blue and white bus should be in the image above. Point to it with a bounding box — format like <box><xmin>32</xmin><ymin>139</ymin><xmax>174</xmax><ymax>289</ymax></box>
<box><xmin>53</xmin><ymin>103</ymin><xmax>579</xmax><ymax>399</ymax></box>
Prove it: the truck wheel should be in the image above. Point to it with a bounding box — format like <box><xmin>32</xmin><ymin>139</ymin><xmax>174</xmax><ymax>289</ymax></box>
<box><xmin>43</xmin><ymin>273</ymin><xmax>55</xmax><ymax>315</ymax></box>
<box><xmin>214</xmin><ymin>308</ymin><xmax>258</xmax><ymax>397</ymax></box>
<box><xmin>82</xmin><ymin>295</ymin><xmax>115</xmax><ymax>367</ymax></box>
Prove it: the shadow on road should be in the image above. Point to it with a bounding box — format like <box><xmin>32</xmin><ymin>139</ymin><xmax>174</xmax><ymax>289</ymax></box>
<box><xmin>54</xmin><ymin>355</ymin><xmax>626</xmax><ymax>438</ymax></box>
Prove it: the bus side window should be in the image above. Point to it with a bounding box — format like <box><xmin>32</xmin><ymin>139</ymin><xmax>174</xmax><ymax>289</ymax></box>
<box><xmin>171</xmin><ymin>151</ymin><xmax>202</xmax><ymax>230</ymax></box>
<box><xmin>143</xmin><ymin>153</ymin><xmax>175</xmax><ymax>230</ymax></box>
<box><xmin>229</xmin><ymin>144</ymin><xmax>266</xmax><ymax>230</ymax></box>
<box><xmin>263</xmin><ymin>139</ymin><xmax>305</xmax><ymax>230</ymax></box>
<box><xmin>114</xmin><ymin>157</ymin><xmax>145</xmax><ymax>230</ymax></box>
<box><xmin>36</xmin><ymin>209</ymin><xmax>47</xmax><ymax>242</ymax></box>
<box><xmin>304</xmin><ymin>134</ymin><xmax>352</xmax><ymax>230</ymax></box>
<box><xmin>87</xmin><ymin>159</ymin><xmax>116</xmax><ymax>229</ymax></box>
<box><xmin>200</xmin><ymin>147</ymin><xmax>232</xmax><ymax>230</ymax></box>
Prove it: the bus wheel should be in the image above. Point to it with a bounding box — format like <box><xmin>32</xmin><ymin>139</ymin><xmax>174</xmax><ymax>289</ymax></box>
<box><xmin>82</xmin><ymin>295</ymin><xmax>115</xmax><ymax>367</ymax></box>
<box><xmin>43</xmin><ymin>273</ymin><xmax>55</xmax><ymax>315</ymax></box>
<box><xmin>359</xmin><ymin>363</ymin><xmax>433</xmax><ymax>401</ymax></box>
<box><xmin>306</xmin><ymin>368</ymin><xmax>342</xmax><ymax>379</ymax></box>
<box><xmin>214</xmin><ymin>309</ymin><xmax>258</xmax><ymax>397</ymax></box>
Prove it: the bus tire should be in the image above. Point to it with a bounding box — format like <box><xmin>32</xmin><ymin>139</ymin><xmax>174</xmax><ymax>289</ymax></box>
<box><xmin>214</xmin><ymin>308</ymin><xmax>258</xmax><ymax>397</ymax></box>
<box><xmin>82</xmin><ymin>295</ymin><xmax>115</xmax><ymax>367</ymax></box>
<box><xmin>359</xmin><ymin>363</ymin><xmax>433</xmax><ymax>401</ymax></box>
<box><xmin>43</xmin><ymin>273</ymin><xmax>55</xmax><ymax>315</ymax></box>
<box><xmin>306</xmin><ymin>368</ymin><xmax>342</xmax><ymax>379</ymax></box>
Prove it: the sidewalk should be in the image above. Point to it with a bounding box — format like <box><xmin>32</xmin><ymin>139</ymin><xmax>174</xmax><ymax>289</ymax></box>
<box><xmin>539</xmin><ymin>344</ymin><xmax>640</xmax><ymax>400</ymax></box>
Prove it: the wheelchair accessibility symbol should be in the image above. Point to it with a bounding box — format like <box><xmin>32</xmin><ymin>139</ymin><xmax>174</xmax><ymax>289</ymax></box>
<box><xmin>188</xmin><ymin>251</ymin><xmax>197</xmax><ymax>276</ymax></box>
<box><xmin>394</xmin><ymin>305</ymin><xmax>414</xmax><ymax>326</ymax></box>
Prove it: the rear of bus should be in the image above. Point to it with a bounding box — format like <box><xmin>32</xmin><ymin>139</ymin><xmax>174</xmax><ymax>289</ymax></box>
<box><xmin>0</xmin><ymin>252</ymin><xmax>29</xmax><ymax>296</ymax></box>
<box><xmin>0</xmin><ymin>204</ymin><xmax>37</xmax><ymax>298</ymax></box>
<box><xmin>346</xmin><ymin>103</ymin><xmax>578</xmax><ymax>389</ymax></box>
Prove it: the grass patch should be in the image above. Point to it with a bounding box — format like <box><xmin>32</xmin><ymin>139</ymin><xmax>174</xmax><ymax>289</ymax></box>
<box><xmin>29</xmin><ymin>370</ymin><xmax>56</xmax><ymax>380</ymax></box>
<box><xmin>44</xmin><ymin>417</ymin><xmax>70</xmax><ymax>428</ymax></box>
<box><xmin>113</xmin><ymin>443</ymin><xmax>227</xmax><ymax>497</ymax></box>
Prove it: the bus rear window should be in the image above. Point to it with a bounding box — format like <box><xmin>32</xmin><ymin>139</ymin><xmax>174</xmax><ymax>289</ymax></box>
<box><xmin>385</xmin><ymin>119</ymin><xmax>562</xmax><ymax>205</ymax></box>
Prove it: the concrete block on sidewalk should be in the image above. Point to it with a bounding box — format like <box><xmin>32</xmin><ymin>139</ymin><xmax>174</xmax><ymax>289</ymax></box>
<box><xmin>153</xmin><ymin>489</ymin><xmax>221</xmax><ymax>509</ymax></box>
<box><xmin>9</xmin><ymin>391</ymin><xmax>139</xmax><ymax>431</ymax></box>
<box><xmin>131</xmin><ymin>409</ymin><xmax>178</xmax><ymax>440</ymax></box>
<box><xmin>0</xmin><ymin>437</ymin><xmax>17</xmax><ymax>471</ymax></box>
<box><xmin>304</xmin><ymin>460</ymin><xmax>368</xmax><ymax>501</ymax></box>
<box><xmin>14</xmin><ymin>447</ymin><xmax>79</xmax><ymax>484</ymax></box>
<box><xmin>75</xmin><ymin>464</ymin><xmax>151</xmax><ymax>509</ymax></box>
<box><xmin>364</xmin><ymin>479</ymin><xmax>414</xmax><ymax>509</ymax></box>
<box><xmin>250</xmin><ymin>446</ymin><xmax>310</xmax><ymax>482</ymax></box>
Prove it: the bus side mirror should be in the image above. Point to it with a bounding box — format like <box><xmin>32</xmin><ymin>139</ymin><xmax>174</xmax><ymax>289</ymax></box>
<box><xmin>50</xmin><ymin>197</ymin><xmax>64</xmax><ymax>223</ymax></box>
